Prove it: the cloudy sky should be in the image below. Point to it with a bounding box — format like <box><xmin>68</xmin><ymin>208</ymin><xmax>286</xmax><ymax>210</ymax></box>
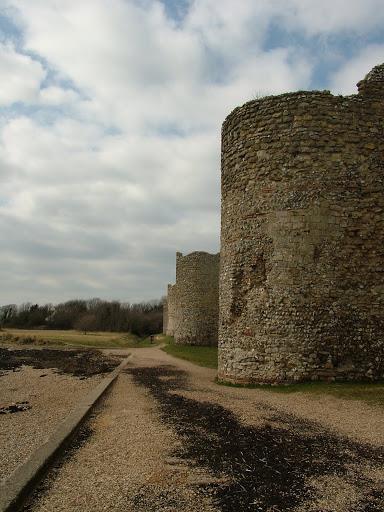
<box><xmin>0</xmin><ymin>0</ymin><xmax>383</xmax><ymax>305</ymax></box>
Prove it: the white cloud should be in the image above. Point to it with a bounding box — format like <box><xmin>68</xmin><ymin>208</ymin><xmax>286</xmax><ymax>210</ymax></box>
<box><xmin>283</xmin><ymin>0</ymin><xmax>384</xmax><ymax>36</ymax></box>
<box><xmin>6</xmin><ymin>0</ymin><xmax>313</xmax><ymax>133</ymax></box>
<box><xmin>186</xmin><ymin>0</ymin><xmax>384</xmax><ymax>47</ymax></box>
<box><xmin>39</xmin><ymin>86</ymin><xmax>80</xmax><ymax>106</ymax></box>
<box><xmin>1</xmin><ymin>116</ymin><xmax>105</xmax><ymax>186</ymax></box>
<box><xmin>0</xmin><ymin>42</ymin><xmax>45</xmax><ymax>105</ymax></box>
<box><xmin>0</xmin><ymin>0</ymin><xmax>383</xmax><ymax>303</ymax></box>
<box><xmin>330</xmin><ymin>44</ymin><xmax>384</xmax><ymax>94</ymax></box>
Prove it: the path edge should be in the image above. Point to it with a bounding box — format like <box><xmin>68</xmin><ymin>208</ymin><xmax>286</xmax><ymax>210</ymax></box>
<box><xmin>0</xmin><ymin>355</ymin><xmax>131</xmax><ymax>512</ymax></box>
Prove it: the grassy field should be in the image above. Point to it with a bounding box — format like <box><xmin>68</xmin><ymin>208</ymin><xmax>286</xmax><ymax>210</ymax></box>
<box><xmin>122</xmin><ymin>335</ymin><xmax>163</xmax><ymax>348</ymax></box>
<box><xmin>1</xmin><ymin>328</ymin><xmax>139</xmax><ymax>349</ymax></box>
<box><xmin>161</xmin><ymin>335</ymin><xmax>218</xmax><ymax>369</ymax></box>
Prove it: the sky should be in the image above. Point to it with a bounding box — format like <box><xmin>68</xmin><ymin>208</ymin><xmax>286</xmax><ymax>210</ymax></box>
<box><xmin>0</xmin><ymin>0</ymin><xmax>383</xmax><ymax>305</ymax></box>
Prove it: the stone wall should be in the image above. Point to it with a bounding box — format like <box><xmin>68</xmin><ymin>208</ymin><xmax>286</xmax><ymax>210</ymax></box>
<box><xmin>162</xmin><ymin>298</ymin><xmax>168</xmax><ymax>334</ymax></box>
<box><xmin>219</xmin><ymin>63</ymin><xmax>384</xmax><ymax>384</ymax></box>
<box><xmin>165</xmin><ymin>283</ymin><xmax>177</xmax><ymax>337</ymax></box>
<box><xmin>175</xmin><ymin>251</ymin><xmax>220</xmax><ymax>345</ymax></box>
<box><xmin>165</xmin><ymin>251</ymin><xmax>220</xmax><ymax>345</ymax></box>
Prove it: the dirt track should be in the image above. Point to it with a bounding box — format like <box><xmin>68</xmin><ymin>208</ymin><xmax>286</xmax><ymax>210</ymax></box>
<box><xmin>15</xmin><ymin>346</ymin><xmax>384</xmax><ymax>511</ymax></box>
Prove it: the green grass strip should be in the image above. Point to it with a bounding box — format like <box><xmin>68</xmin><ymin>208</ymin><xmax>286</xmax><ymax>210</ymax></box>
<box><xmin>161</xmin><ymin>337</ymin><xmax>218</xmax><ymax>369</ymax></box>
<box><xmin>218</xmin><ymin>378</ymin><xmax>384</xmax><ymax>408</ymax></box>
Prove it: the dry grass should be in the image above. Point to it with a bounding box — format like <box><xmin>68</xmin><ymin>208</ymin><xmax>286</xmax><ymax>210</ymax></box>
<box><xmin>1</xmin><ymin>328</ymin><xmax>137</xmax><ymax>349</ymax></box>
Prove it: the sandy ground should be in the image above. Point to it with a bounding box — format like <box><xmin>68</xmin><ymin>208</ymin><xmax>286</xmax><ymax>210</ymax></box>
<box><xmin>0</xmin><ymin>366</ymin><xmax>103</xmax><ymax>479</ymax></box>
<box><xmin>17</xmin><ymin>347</ymin><xmax>384</xmax><ymax>511</ymax></box>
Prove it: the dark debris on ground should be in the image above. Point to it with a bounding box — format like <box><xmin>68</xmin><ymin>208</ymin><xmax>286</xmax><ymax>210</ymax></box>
<box><xmin>0</xmin><ymin>347</ymin><xmax>119</xmax><ymax>378</ymax></box>
<box><xmin>129</xmin><ymin>365</ymin><xmax>384</xmax><ymax>512</ymax></box>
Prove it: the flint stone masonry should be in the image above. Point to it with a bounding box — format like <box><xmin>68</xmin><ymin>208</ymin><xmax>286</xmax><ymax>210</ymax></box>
<box><xmin>165</xmin><ymin>284</ymin><xmax>177</xmax><ymax>337</ymax></box>
<box><xmin>175</xmin><ymin>251</ymin><xmax>220</xmax><ymax>346</ymax></box>
<box><xmin>218</xmin><ymin>63</ymin><xmax>384</xmax><ymax>384</ymax></box>
<box><xmin>162</xmin><ymin>298</ymin><xmax>168</xmax><ymax>334</ymax></box>
<box><xmin>166</xmin><ymin>251</ymin><xmax>220</xmax><ymax>345</ymax></box>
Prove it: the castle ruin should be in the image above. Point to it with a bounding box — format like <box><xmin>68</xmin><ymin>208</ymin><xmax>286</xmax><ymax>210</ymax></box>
<box><xmin>165</xmin><ymin>283</ymin><xmax>177</xmax><ymax>337</ymax></box>
<box><xmin>218</xmin><ymin>63</ymin><xmax>384</xmax><ymax>384</ymax></box>
<box><xmin>165</xmin><ymin>251</ymin><xmax>220</xmax><ymax>345</ymax></box>
<box><xmin>162</xmin><ymin>296</ymin><xmax>168</xmax><ymax>334</ymax></box>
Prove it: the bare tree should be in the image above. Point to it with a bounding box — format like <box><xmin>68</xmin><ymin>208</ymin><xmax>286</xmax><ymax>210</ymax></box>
<box><xmin>74</xmin><ymin>313</ymin><xmax>97</xmax><ymax>334</ymax></box>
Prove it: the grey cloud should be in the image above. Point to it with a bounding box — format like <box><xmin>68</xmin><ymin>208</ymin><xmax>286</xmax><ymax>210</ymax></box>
<box><xmin>0</xmin><ymin>0</ymin><xmax>381</xmax><ymax>305</ymax></box>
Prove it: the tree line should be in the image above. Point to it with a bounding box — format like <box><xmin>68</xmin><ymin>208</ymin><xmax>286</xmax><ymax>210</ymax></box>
<box><xmin>0</xmin><ymin>298</ymin><xmax>164</xmax><ymax>337</ymax></box>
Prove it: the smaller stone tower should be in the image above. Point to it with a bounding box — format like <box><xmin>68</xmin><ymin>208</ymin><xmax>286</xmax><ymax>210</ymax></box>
<box><xmin>174</xmin><ymin>251</ymin><xmax>220</xmax><ymax>346</ymax></box>
<box><xmin>162</xmin><ymin>298</ymin><xmax>168</xmax><ymax>334</ymax></box>
<box><xmin>165</xmin><ymin>283</ymin><xmax>178</xmax><ymax>336</ymax></box>
<box><xmin>165</xmin><ymin>251</ymin><xmax>220</xmax><ymax>345</ymax></box>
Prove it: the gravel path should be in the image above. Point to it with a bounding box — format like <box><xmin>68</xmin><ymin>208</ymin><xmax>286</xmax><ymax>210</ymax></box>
<box><xmin>26</xmin><ymin>371</ymin><xmax>219</xmax><ymax>512</ymax></box>
<box><xmin>21</xmin><ymin>347</ymin><xmax>384</xmax><ymax>511</ymax></box>
<box><xmin>0</xmin><ymin>366</ymin><xmax>103</xmax><ymax>479</ymax></box>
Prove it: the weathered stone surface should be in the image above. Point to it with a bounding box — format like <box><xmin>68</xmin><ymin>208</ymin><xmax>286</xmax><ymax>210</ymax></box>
<box><xmin>165</xmin><ymin>283</ymin><xmax>177</xmax><ymax>337</ymax></box>
<box><xmin>218</xmin><ymin>63</ymin><xmax>384</xmax><ymax>384</ymax></box>
<box><xmin>165</xmin><ymin>251</ymin><xmax>220</xmax><ymax>345</ymax></box>
<box><xmin>162</xmin><ymin>297</ymin><xmax>168</xmax><ymax>334</ymax></box>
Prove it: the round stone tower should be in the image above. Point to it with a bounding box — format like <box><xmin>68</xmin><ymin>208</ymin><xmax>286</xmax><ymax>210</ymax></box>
<box><xmin>175</xmin><ymin>251</ymin><xmax>220</xmax><ymax>346</ymax></box>
<box><xmin>219</xmin><ymin>63</ymin><xmax>384</xmax><ymax>384</ymax></box>
<box><xmin>162</xmin><ymin>297</ymin><xmax>168</xmax><ymax>334</ymax></box>
<box><xmin>165</xmin><ymin>283</ymin><xmax>177</xmax><ymax>336</ymax></box>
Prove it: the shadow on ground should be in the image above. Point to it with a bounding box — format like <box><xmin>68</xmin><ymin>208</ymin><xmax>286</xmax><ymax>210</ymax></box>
<box><xmin>0</xmin><ymin>347</ymin><xmax>118</xmax><ymax>378</ymax></box>
<box><xmin>129</xmin><ymin>365</ymin><xmax>384</xmax><ymax>512</ymax></box>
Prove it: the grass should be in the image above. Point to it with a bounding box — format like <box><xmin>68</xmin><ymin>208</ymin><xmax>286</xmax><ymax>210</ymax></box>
<box><xmin>122</xmin><ymin>335</ymin><xmax>163</xmax><ymax>348</ymax></box>
<box><xmin>158</xmin><ymin>338</ymin><xmax>384</xmax><ymax>409</ymax></box>
<box><xmin>5</xmin><ymin>328</ymin><xmax>381</xmax><ymax>408</ymax></box>
<box><xmin>161</xmin><ymin>336</ymin><xmax>218</xmax><ymax>369</ymax></box>
<box><xmin>218</xmin><ymin>378</ymin><xmax>384</xmax><ymax>408</ymax></box>
<box><xmin>1</xmin><ymin>328</ymin><xmax>138</xmax><ymax>349</ymax></box>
